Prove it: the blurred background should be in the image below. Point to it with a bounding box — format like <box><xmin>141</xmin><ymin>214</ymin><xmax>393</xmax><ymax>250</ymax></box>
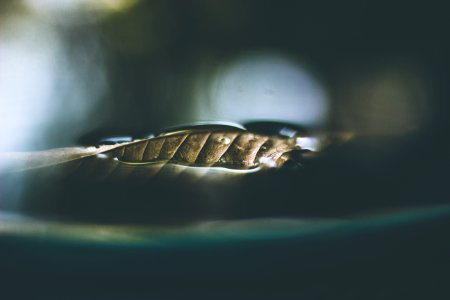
<box><xmin>0</xmin><ymin>0</ymin><xmax>449</xmax><ymax>299</ymax></box>
<box><xmin>0</xmin><ymin>0</ymin><xmax>447</xmax><ymax>151</ymax></box>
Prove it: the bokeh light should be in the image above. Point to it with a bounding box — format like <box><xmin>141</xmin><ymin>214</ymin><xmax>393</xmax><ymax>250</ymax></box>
<box><xmin>23</xmin><ymin>0</ymin><xmax>139</xmax><ymax>24</ymax></box>
<box><xmin>335</xmin><ymin>62</ymin><xmax>430</xmax><ymax>135</ymax></box>
<box><xmin>0</xmin><ymin>14</ymin><xmax>107</xmax><ymax>151</ymax></box>
<box><xmin>191</xmin><ymin>52</ymin><xmax>330</xmax><ymax>127</ymax></box>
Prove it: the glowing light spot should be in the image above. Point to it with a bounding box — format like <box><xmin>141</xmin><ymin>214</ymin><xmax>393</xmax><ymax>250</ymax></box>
<box><xmin>193</xmin><ymin>52</ymin><xmax>330</xmax><ymax>126</ymax></box>
<box><xmin>0</xmin><ymin>16</ymin><xmax>106</xmax><ymax>151</ymax></box>
<box><xmin>218</xmin><ymin>136</ymin><xmax>231</xmax><ymax>145</ymax></box>
<box><xmin>23</xmin><ymin>0</ymin><xmax>140</xmax><ymax>24</ymax></box>
<box><xmin>296</xmin><ymin>137</ymin><xmax>320</xmax><ymax>151</ymax></box>
<box><xmin>96</xmin><ymin>153</ymin><xmax>108</xmax><ymax>159</ymax></box>
<box><xmin>259</xmin><ymin>156</ymin><xmax>277</xmax><ymax>168</ymax></box>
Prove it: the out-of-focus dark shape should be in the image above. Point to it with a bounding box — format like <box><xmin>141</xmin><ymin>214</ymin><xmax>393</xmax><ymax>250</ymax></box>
<box><xmin>335</xmin><ymin>62</ymin><xmax>431</xmax><ymax>135</ymax></box>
